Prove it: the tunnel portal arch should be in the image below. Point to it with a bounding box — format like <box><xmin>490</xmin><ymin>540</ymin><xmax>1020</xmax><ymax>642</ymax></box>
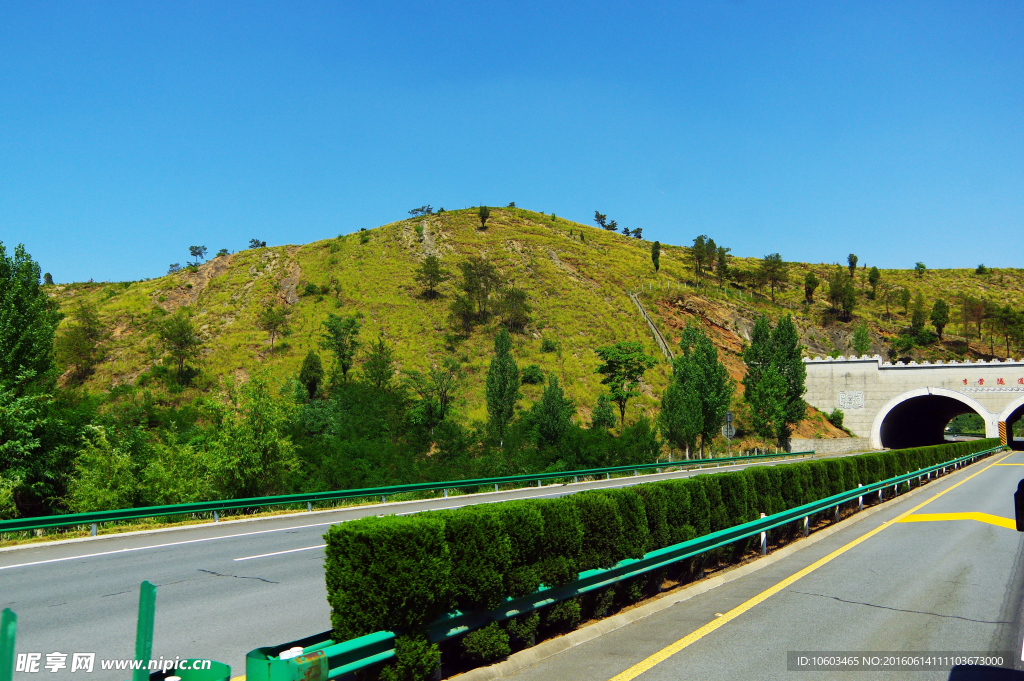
<box><xmin>999</xmin><ymin>395</ymin><xmax>1024</xmax><ymax>451</ymax></box>
<box><xmin>871</xmin><ymin>388</ymin><xmax>992</xmax><ymax>450</ymax></box>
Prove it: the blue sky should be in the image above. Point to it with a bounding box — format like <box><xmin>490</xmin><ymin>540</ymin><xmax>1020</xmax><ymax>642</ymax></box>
<box><xmin>1</xmin><ymin>1</ymin><xmax>1021</xmax><ymax>283</ymax></box>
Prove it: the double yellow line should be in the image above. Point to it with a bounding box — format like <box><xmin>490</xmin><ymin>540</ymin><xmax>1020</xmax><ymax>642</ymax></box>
<box><xmin>607</xmin><ymin>452</ymin><xmax>1014</xmax><ymax>681</ymax></box>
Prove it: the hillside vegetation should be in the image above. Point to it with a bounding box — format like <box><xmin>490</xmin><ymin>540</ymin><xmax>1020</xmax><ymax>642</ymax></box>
<box><xmin>50</xmin><ymin>207</ymin><xmax>1024</xmax><ymax>444</ymax></box>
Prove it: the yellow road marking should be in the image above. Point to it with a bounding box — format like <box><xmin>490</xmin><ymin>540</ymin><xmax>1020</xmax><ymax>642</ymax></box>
<box><xmin>899</xmin><ymin>512</ymin><xmax>1016</xmax><ymax>530</ymax></box>
<box><xmin>606</xmin><ymin>452</ymin><xmax>1013</xmax><ymax>681</ymax></box>
<box><xmin>993</xmin><ymin>463</ymin><xmax>1024</xmax><ymax>466</ymax></box>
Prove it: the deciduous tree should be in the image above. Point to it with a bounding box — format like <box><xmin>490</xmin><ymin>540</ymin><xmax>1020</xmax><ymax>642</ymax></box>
<box><xmin>651</xmin><ymin>241</ymin><xmax>661</xmax><ymax>272</ymax></box>
<box><xmin>533</xmin><ymin>373</ymin><xmax>575</xmax><ymax>449</ymax></box>
<box><xmin>847</xmin><ymin>254</ymin><xmax>858</xmax><ymax>278</ymax></box>
<box><xmin>486</xmin><ymin>328</ymin><xmax>521</xmax><ymax>446</ymax></box>
<box><xmin>0</xmin><ymin>242</ymin><xmax>62</xmax><ymax>393</ymax></box>
<box><xmin>594</xmin><ymin>341</ymin><xmax>657</xmax><ymax>426</ymax></box>
<box><xmin>478</xmin><ymin>206</ymin><xmax>490</xmax><ymax>229</ymax></box>
<box><xmin>743</xmin><ymin>315</ymin><xmax>806</xmax><ymax>446</ymax></box>
<box><xmin>321</xmin><ymin>312</ymin><xmax>364</xmax><ymax>383</ymax></box>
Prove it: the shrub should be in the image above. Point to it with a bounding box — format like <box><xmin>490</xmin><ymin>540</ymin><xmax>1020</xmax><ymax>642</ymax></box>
<box><xmin>571</xmin><ymin>491</ymin><xmax>624</xmax><ymax>570</ymax></box>
<box><xmin>697</xmin><ymin>475</ymin><xmax>729</xmax><ymax>533</ymax></box>
<box><xmin>505</xmin><ymin>611</ymin><xmax>539</xmax><ymax>648</ymax></box>
<box><xmin>324</xmin><ymin>515</ymin><xmax>450</xmax><ymax>641</ymax></box>
<box><xmin>717</xmin><ymin>472</ymin><xmax>752</xmax><ymax>526</ymax></box>
<box><xmin>602</xmin><ymin>488</ymin><xmax>648</xmax><ymax>559</ymax></box>
<box><xmin>543</xmin><ymin>598</ymin><xmax>580</xmax><ymax>631</ymax></box>
<box><xmin>633</xmin><ymin>484</ymin><xmax>670</xmax><ymax>551</ymax></box>
<box><xmin>485</xmin><ymin>501</ymin><xmax>543</xmax><ymax>597</ymax></box>
<box><xmin>379</xmin><ymin>635</ymin><xmax>440</xmax><ymax>681</ymax></box>
<box><xmin>536</xmin><ymin>498</ymin><xmax>582</xmax><ymax>585</ymax></box>
<box><xmin>540</xmin><ymin>338</ymin><xmax>558</xmax><ymax>353</ymax></box>
<box><xmin>521</xmin><ymin>364</ymin><xmax>545</xmax><ymax>385</ymax></box>
<box><xmin>440</xmin><ymin>506</ymin><xmax>511</xmax><ymax>612</ymax></box>
<box><xmin>461</xmin><ymin>622</ymin><xmax>510</xmax><ymax>662</ymax></box>
<box><xmin>303</xmin><ymin>282</ymin><xmax>320</xmax><ymax>296</ymax></box>
<box><xmin>826</xmin><ymin>408</ymin><xmax>844</xmax><ymax>429</ymax></box>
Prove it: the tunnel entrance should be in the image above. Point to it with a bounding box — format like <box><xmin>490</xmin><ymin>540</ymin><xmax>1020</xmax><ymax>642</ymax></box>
<box><xmin>878</xmin><ymin>394</ymin><xmax>985</xmax><ymax>449</ymax></box>
<box><xmin>1004</xmin><ymin>403</ymin><xmax>1024</xmax><ymax>451</ymax></box>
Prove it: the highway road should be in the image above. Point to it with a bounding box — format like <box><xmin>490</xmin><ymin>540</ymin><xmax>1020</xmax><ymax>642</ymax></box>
<box><xmin>1</xmin><ymin>455</ymin><xmax>834</xmax><ymax>679</ymax></box>
<box><xmin>503</xmin><ymin>450</ymin><xmax>1024</xmax><ymax>681</ymax></box>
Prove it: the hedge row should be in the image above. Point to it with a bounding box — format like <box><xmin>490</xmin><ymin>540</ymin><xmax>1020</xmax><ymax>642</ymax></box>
<box><xmin>324</xmin><ymin>438</ymin><xmax>998</xmax><ymax>642</ymax></box>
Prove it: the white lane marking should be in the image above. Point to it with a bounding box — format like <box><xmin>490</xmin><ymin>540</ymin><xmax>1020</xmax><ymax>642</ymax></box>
<box><xmin>0</xmin><ymin>521</ymin><xmax>340</xmax><ymax>572</ymax></box>
<box><xmin>1020</xmin><ymin>619</ymin><xmax>1024</xmax><ymax>661</ymax></box>
<box><xmin>234</xmin><ymin>545</ymin><xmax>326</xmax><ymax>561</ymax></box>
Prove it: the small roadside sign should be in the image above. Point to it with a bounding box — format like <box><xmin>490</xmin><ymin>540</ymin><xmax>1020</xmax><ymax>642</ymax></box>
<box><xmin>722</xmin><ymin>423</ymin><xmax>736</xmax><ymax>439</ymax></box>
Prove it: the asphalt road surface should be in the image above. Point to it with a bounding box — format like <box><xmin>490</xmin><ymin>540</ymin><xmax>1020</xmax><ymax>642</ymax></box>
<box><xmin>2</xmin><ymin>454</ymin><xmax>839</xmax><ymax>679</ymax></box>
<box><xmin>504</xmin><ymin>450</ymin><xmax>1024</xmax><ymax>681</ymax></box>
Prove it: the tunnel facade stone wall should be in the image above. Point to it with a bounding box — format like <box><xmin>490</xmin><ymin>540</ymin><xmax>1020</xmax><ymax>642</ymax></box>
<box><xmin>803</xmin><ymin>356</ymin><xmax>1024</xmax><ymax>449</ymax></box>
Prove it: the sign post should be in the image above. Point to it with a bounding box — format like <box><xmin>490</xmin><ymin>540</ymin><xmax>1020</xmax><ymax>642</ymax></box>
<box><xmin>722</xmin><ymin>411</ymin><xmax>735</xmax><ymax>457</ymax></box>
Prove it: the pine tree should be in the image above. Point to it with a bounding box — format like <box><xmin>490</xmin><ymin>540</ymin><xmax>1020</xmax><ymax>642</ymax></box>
<box><xmin>414</xmin><ymin>255</ymin><xmax>452</xmax><ymax>298</ymax></box>
<box><xmin>485</xmin><ymin>327</ymin><xmax>521</xmax><ymax>446</ymax></box>
<box><xmin>651</xmin><ymin>241</ymin><xmax>661</xmax><ymax>272</ymax></box>
<box><xmin>930</xmin><ymin>299</ymin><xmax>950</xmax><ymax>341</ymax></box>
<box><xmin>910</xmin><ymin>292</ymin><xmax>927</xmax><ymax>336</ymax></box>
<box><xmin>298</xmin><ymin>350</ymin><xmax>324</xmax><ymax>399</ymax></box>
<box><xmin>363</xmin><ymin>332</ymin><xmax>396</xmax><ymax>390</ymax></box>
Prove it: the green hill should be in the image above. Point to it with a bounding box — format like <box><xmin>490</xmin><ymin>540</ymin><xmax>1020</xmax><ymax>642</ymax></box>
<box><xmin>49</xmin><ymin>207</ymin><xmax>1024</xmax><ymax>443</ymax></box>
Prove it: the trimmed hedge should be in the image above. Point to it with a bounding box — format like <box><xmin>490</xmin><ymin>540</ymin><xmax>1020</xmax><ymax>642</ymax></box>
<box><xmin>324</xmin><ymin>439</ymin><xmax>998</xmax><ymax>642</ymax></box>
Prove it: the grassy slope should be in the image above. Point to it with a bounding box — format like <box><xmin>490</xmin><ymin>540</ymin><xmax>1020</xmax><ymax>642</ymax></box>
<box><xmin>50</xmin><ymin>207</ymin><xmax>1023</xmax><ymax>444</ymax></box>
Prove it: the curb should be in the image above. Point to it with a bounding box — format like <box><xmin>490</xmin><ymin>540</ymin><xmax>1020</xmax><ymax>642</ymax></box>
<box><xmin>449</xmin><ymin>454</ymin><xmax>996</xmax><ymax>680</ymax></box>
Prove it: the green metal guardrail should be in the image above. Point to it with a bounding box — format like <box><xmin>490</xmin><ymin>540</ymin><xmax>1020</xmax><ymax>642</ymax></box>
<box><xmin>0</xmin><ymin>582</ymin><xmax>230</xmax><ymax>681</ymax></box>
<box><xmin>0</xmin><ymin>450</ymin><xmax>814</xmax><ymax>534</ymax></box>
<box><xmin>245</xmin><ymin>445</ymin><xmax>1004</xmax><ymax>681</ymax></box>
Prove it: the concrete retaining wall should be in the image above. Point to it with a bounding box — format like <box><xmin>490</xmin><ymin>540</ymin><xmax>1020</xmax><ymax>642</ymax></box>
<box><xmin>790</xmin><ymin>436</ymin><xmax>873</xmax><ymax>454</ymax></box>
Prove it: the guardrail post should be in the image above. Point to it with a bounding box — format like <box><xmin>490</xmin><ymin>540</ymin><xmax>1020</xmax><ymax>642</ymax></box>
<box><xmin>443</xmin><ymin>489</ymin><xmax>448</xmax><ymax>499</ymax></box>
<box><xmin>858</xmin><ymin>484</ymin><xmax>863</xmax><ymax>511</ymax></box>
<box><xmin>1</xmin><ymin>608</ymin><xmax>15</xmax><ymax>681</ymax></box>
<box><xmin>495</xmin><ymin>484</ymin><xmax>499</xmax><ymax>492</ymax></box>
<box><xmin>91</xmin><ymin>523</ymin><xmax>97</xmax><ymax>537</ymax></box>
<box><xmin>633</xmin><ymin>470</ymin><xmax>638</xmax><ymax>477</ymax></box>
<box><xmin>606</xmin><ymin>473</ymin><xmax>610</xmax><ymax>480</ymax></box>
<box><xmin>132</xmin><ymin>581</ymin><xmax>157</xmax><ymax>681</ymax></box>
<box><xmin>381</xmin><ymin>496</ymin><xmax>386</xmax><ymax>504</ymax></box>
<box><xmin>307</xmin><ymin>502</ymin><xmax>312</xmax><ymax>513</ymax></box>
<box><xmin>760</xmin><ymin>513</ymin><xmax>767</xmax><ymax>554</ymax></box>
<box><xmin>834</xmin><ymin>505</ymin><xmax>839</xmax><ymax>522</ymax></box>
<box><xmin>213</xmin><ymin>511</ymin><xmax>218</xmax><ymax>522</ymax></box>
<box><xmin>573</xmin><ymin>476</ymin><xmax>578</xmax><ymax>484</ymax></box>
<box><xmin>537</xmin><ymin>480</ymin><xmax>542</xmax><ymax>488</ymax></box>
<box><xmin>878</xmin><ymin>489</ymin><xmax>883</xmax><ymax>503</ymax></box>
<box><xmin>803</xmin><ymin>515</ymin><xmax>808</xmax><ymax>537</ymax></box>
